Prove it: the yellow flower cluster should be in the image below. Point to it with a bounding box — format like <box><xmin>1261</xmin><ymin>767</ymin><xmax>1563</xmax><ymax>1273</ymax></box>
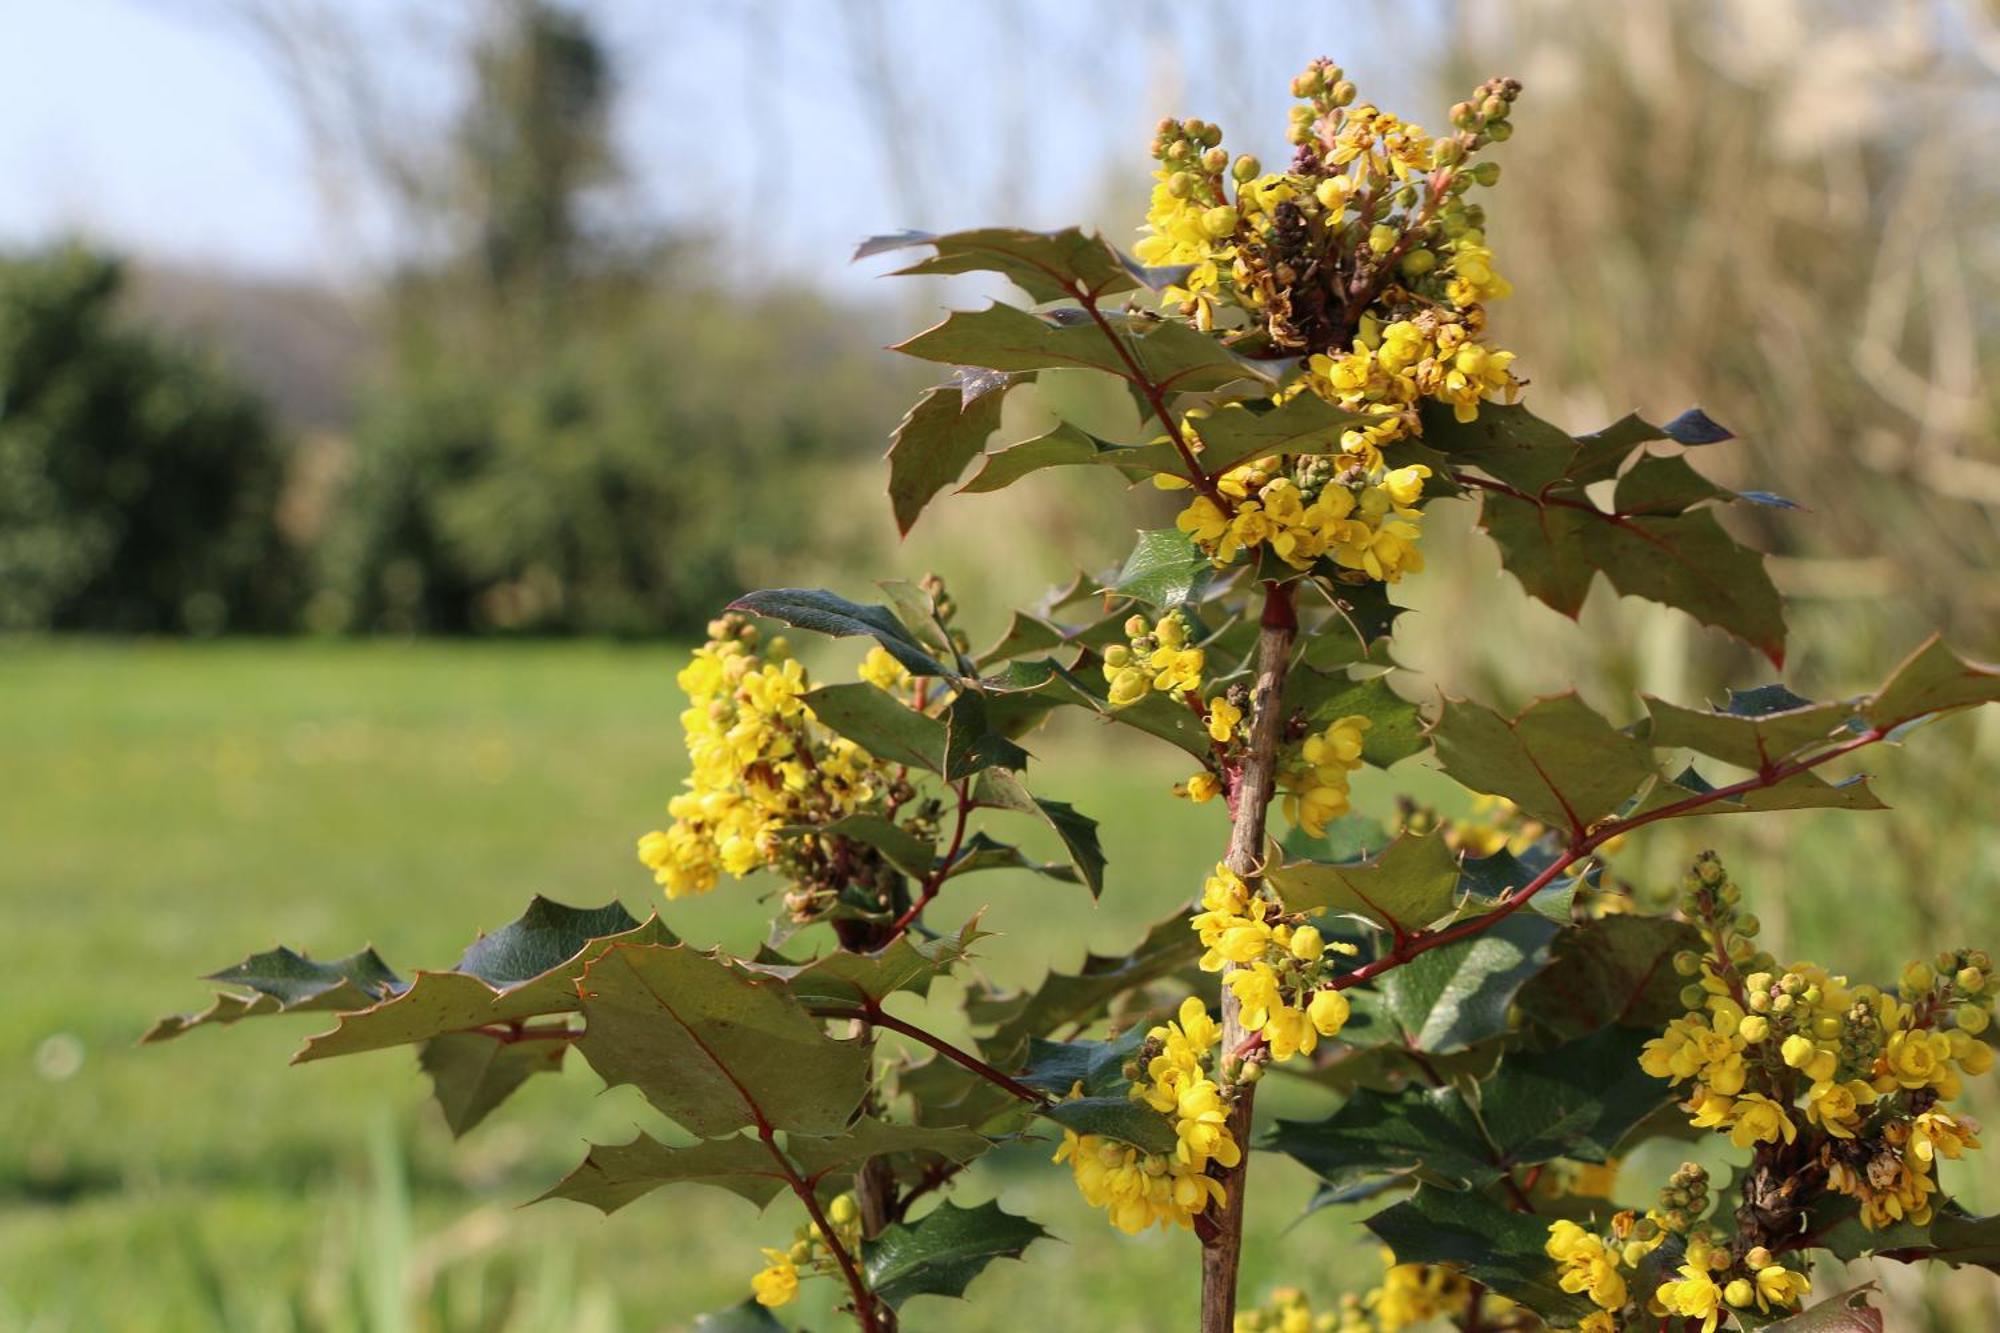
<box><xmin>1234</xmin><ymin>1253</ymin><xmax>1512</xmax><ymax>1333</ymax></box>
<box><xmin>1101</xmin><ymin>611</ymin><xmax>1204</xmax><ymax>709</ymax></box>
<box><xmin>635</xmin><ymin>619</ymin><xmax>894</xmax><ymax>899</ymax></box>
<box><xmin>1279</xmin><ymin>714</ymin><xmax>1372</xmax><ymax>837</ymax></box>
<box><xmin>1545</xmin><ymin>1216</ymin><xmax>1810</xmax><ymax>1333</ymax></box>
<box><xmin>1640</xmin><ymin>854</ymin><xmax>1994</xmax><ymax>1232</ymax></box>
<box><xmin>1654</xmin><ymin>1236</ymin><xmax>1810</xmax><ymax>1333</ymax></box>
<box><xmin>1173</xmin><ymin>455</ymin><xmax>1432</xmax><ymax>582</ymax></box>
<box><xmin>1137</xmin><ymin>64</ymin><xmax>1525</xmax><ymax>584</ymax></box>
<box><xmin>1192</xmin><ymin>864</ymin><xmax>1354</xmax><ymax>1061</ymax></box>
<box><xmin>746</xmin><ymin>1192</ymin><xmax>861</xmax><ymax>1308</ymax></box>
<box><xmin>1053</xmin><ymin>997</ymin><xmax>1239</xmax><ymax>1234</ymax></box>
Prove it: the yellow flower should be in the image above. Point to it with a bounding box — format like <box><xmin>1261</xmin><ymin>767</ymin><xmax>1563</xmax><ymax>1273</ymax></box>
<box><xmin>1208</xmin><ymin>696</ymin><xmax>1244</xmax><ymax>743</ymax></box>
<box><xmin>1803</xmin><ymin>1079</ymin><xmax>1876</xmax><ymax>1139</ymax></box>
<box><xmin>1910</xmin><ymin>1108</ymin><xmax>1980</xmax><ymax>1165</ymax></box>
<box><xmin>858</xmin><ymin>645</ymin><xmax>909</xmax><ymax>692</ymax></box>
<box><xmin>1751</xmin><ymin>1264</ymin><xmax>1811</xmax><ymax>1312</ymax></box>
<box><xmin>1882</xmin><ymin>1029</ymin><xmax>1958</xmax><ymax>1096</ymax></box>
<box><xmin>1655</xmin><ymin>1238</ymin><xmax>1725</xmax><ymax>1333</ymax></box>
<box><xmin>1726</xmin><ymin>1092</ymin><xmax>1798</xmax><ymax>1149</ymax></box>
<box><xmin>1308</xmin><ymin>988</ymin><xmax>1351</xmax><ymax>1037</ymax></box>
<box><xmin>750</xmin><ymin>1249</ymin><xmax>798</xmax><ymax>1307</ymax></box>
<box><xmin>1179</xmin><ymin>771</ymin><xmax>1222</xmax><ymax>803</ymax></box>
<box><xmin>1544</xmin><ymin>1220</ymin><xmax>1627</xmax><ymax>1312</ymax></box>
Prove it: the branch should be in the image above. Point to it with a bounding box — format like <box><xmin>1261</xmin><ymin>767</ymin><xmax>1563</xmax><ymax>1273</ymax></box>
<box><xmin>888</xmin><ymin>782</ymin><xmax>973</xmax><ymax>937</ymax></box>
<box><xmin>812</xmin><ymin>1003</ymin><xmax>1048</xmax><ymax>1107</ymax></box>
<box><xmin>1074</xmin><ymin>291</ymin><xmax>1227</xmax><ymax>505</ymax></box>
<box><xmin>1327</xmin><ymin>726</ymin><xmax>1891</xmax><ymax>992</ymax></box>
<box><xmin>760</xmin><ymin>1121</ymin><xmax>883</xmax><ymax>1333</ymax></box>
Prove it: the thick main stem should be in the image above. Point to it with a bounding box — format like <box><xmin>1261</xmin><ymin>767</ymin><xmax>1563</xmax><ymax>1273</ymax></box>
<box><xmin>1200</xmin><ymin>581</ymin><xmax>1298</xmax><ymax>1333</ymax></box>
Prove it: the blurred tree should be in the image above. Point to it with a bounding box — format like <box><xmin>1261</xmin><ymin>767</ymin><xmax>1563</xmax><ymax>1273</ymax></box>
<box><xmin>311</xmin><ymin>0</ymin><xmax>892</xmax><ymax>635</ymax></box>
<box><xmin>0</xmin><ymin>245</ymin><xmax>301</xmax><ymax>633</ymax></box>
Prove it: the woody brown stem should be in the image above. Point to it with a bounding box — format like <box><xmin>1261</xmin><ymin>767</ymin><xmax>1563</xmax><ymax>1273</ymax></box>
<box><xmin>1200</xmin><ymin>581</ymin><xmax>1299</xmax><ymax>1333</ymax></box>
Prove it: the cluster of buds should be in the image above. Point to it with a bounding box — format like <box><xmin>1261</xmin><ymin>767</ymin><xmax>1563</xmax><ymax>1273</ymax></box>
<box><xmin>1101</xmin><ymin>610</ymin><xmax>1205</xmax><ymax>708</ymax></box>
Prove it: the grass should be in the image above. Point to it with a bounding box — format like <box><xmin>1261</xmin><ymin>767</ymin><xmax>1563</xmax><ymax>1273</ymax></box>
<box><xmin>0</xmin><ymin>637</ymin><xmax>1994</xmax><ymax>1331</ymax></box>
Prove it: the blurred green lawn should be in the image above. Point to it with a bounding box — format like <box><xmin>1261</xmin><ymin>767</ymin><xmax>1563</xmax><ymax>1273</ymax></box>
<box><xmin>1</xmin><ymin>640</ymin><xmax>1994</xmax><ymax>1331</ymax></box>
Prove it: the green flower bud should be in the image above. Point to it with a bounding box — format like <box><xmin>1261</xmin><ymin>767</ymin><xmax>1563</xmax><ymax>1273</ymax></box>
<box><xmin>1367</xmin><ymin>223</ymin><xmax>1399</xmax><ymax>255</ymax></box>
<box><xmin>1232</xmin><ymin>154</ymin><xmax>1261</xmax><ymax>183</ymax></box>
<box><xmin>1486</xmin><ymin>119</ymin><xmax>1513</xmax><ymax>142</ymax></box>
<box><xmin>1958</xmin><ymin>1003</ymin><xmax>1991</xmax><ymax>1035</ymax></box>
<box><xmin>1202</xmin><ymin>205</ymin><xmax>1240</xmax><ymax>239</ymax></box>
<box><xmin>1166</xmin><ymin>172</ymin><xmax>1195</xmax><ymax>199</ymax></box>
<box><xmin>1673</xmin><ymin>950</ymin><xmax>1703</xmax><ymax>976</ymax></box>
<box><xmin>1470</xmin><ymin>161</ymin><xmax>1501</xmax><ymax>187</ymax></box>
<box><xmin>1957</xmin><ymin>966</ymin><xmax>1986</xmax><ymax>993</ymax></box>
<box><xmin>1201</xmin><ymin>145</ymin><xmax>1229</xmax><ymax>174</ymax></box>
<box><xmin>1330</xmin><ymin>80</ymin><xmax>1357</xmax><ymax>107</ymax></box>
<box><xmin>1399</xmin><ymin>248</ymin><xmax>1437</xmax><ymax>277</ymax></box>
<box><xmin>1680</xmin><ymin>983</ymin><xmax>1709</xmax><ymax>1010</ymax></box>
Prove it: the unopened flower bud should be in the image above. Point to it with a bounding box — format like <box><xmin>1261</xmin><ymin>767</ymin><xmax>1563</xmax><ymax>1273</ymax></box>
<box><xmin>1231</xmin><ymin>154</ymin><xmax>1261</xmax><ymax>182</ymax></box>
<box><xmin>1399</xmin><ymin>249</ymin><xmax>1437</xmax><ymax>277</ymax></box>
<box><xmin>1958</xmin><ymin>1003</ymin><xmax>1990</xmax><ymax>1035</ymax></box>
<box><xmin>1201</xmin><ymin>205</ymin><xmax>1240</xmax><ymax>238</ymax></box>
<box><xmin>1724</xmin><ymin>1279</ymin><xmax>1754</xmax><ymax>1307</ymax></box>
<box><xmin>1290</xmin><ymin>925</ymin><xmax>1325</xmax><ymax>961</ymax></box>
<box><xmin>1901</xmin><ymin>961</ymin><xmax>1937</xmax><ymax>994</ymax></box>
<box><xmin>1367</xmin><ymin>223</ymin><xmax>1399</xmax><ymax>255</ymax></box>
<box><xmin>1201</xmin><ymin>145</ymin><xmax>1229</xmax><ymax>173</ymax></box>
<box><xmin>1957</xmin><ymin>966</ymin><xmax>1985</xmax><ymax>993</ymax></box>
<box><xmin>1470</xmin><ymin>161</ymin><xmax>1501</xmax><ymax>187</ymax></box>
<box><xmin>1330</xmin><ymin>80</ymin><xmax>1357</xmax><ymax>107</ymax></box>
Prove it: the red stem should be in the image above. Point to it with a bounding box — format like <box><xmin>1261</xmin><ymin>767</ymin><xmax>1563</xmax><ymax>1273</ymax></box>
<box><xmin>1327</xmin><ymin>726</ymin><xmax>1889</xmax><ymax>992</ymax></box>
<box><xmin>1074</xmin><ymin>290</ymin><xmax>1226</xmax><ymax>505</ymax></box>
<box><xmin>887</xmin><ymin>782</ymin><xmax>973</xmax><ymax>936</ymax></box>
<box><xmin>814</xmin><ymin>1002</ymin><xmax>1048</xmax><ymax>1107</ymax></box>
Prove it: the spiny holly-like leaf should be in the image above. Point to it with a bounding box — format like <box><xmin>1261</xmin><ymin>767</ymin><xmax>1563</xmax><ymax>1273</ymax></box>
<box><xmin>1280</xmin><ymin>671</ymin><xmax>1427</xmax><ymax>766</ymax></box>
<box><xmin>1363</xmin><ymin>1185</ymin><xmax>1595</xmax><ymax>1320</ymax></box>
<box><xmin>1276</xmin><ymin>1026</ymin><xmax>1669</xmax><ymax>1199</ymax></box>
<box><xmin>1760</xmin><ymin>1286</ymin><xmax>1884</xmax><ymax>1333</ymax></box>
<box><xmin>960</xmin><ymin>421</ymin><xmax>1185</xmax><ymax>493</ymax></box>
<box><xmin>1267</xmin><ymin>832</ymin><xmax>1461</xmax><ymax>935</ymax></box>
<box><xmin>863</xmin><ymin>1199</ymin><xmax>1049</xmax><ymax>1311</ymax></box>
<box><xmin>1269</xmin><ymin>1083</ymin><xmax>1498</xmax><ymax>1193</ymax></box>
<box><xmin>538</xmin><ymin>1118</ymin><xmax>991</xmax><ymax>1215</ymax></box>
<box><xmin>1454</xmin><ymin>843</ymin><xmax>1579</xmax><ymax>924</ymax></box>
<box><xmin>729</xmin><ymin>588</ymin><xmax>953</xmax><ymax>678</ymax></box>
<box><xmin>1112</xmin><ymin>527</ymin><xmax>1212</xmax><ymax>608</ymax></box>
<box><xmin>751</xmin><ymin>915</ymin><xmax>988</xmax><ymax>1008</ymax></box>
<box><xmin>941</xmin><ymin>831</ymin><xmax>1082</xmax><ymax>885</ymax></box>
<box><xmin>893</xmin><ymin>303</ymin><xmax>1264</xmax><ymax>394</ymax></box>
<box><xmin>295</xmin><ymin>905</ymin><xmax>673</xmax><ymax>1063</ymax></box>
<box><xmin>1056</xmin><ymin>654</ymin><xmax>1213</xmax><ymax>758</ymax></box>
<box><xmin>1810</xmin><ymin>1200</ymin><xmax>2000</xmax><ymax>1274</ymax></box>
<box><xmin>1428</xmin><ymin>400</ymin><xmax>1786</xmax><ymax>664</ymax></box>
<box><xmin>1375</xmin><ymin>912</ymin><xmax>1558</xmax><ymax>1052</ymax></box>
<box><xmin>1644</xmin><ymin>693</ymin><xmax>1861</xmax><ymax>772</ymax></box>
<box><xmin>1039</xmin><ymin>1096</ymin><xmax>1178</xmax><ymax>1154</ymax></box>
<box><xmin>417</xmin><ymin>1030</ymin><xmax>567</xmax><ymax>1137</ymax></box>
<box><xmin>1188</xmin><ymin>393</ymin><xmax>1377</xmax><ymax>475</ymax></box>
<box><xmin>573</xmin><ymin>943</ymin><xmax>869</xmax><ymax>1138</ymax></box>
<box><xmin>1430</xmin><ymin>694</ymin><xmax>1657</xmax><ymax>835</ymax></box>
<box><xmin>860</xmin><ymin>226</ymin><xmax>1136</xmax><ymax>304</ymax></box>
<box><xmin>886</xmin><ymin>380</ymin><xmax>1013</xmax><ymax>535</ymax></box>
<box><xmin>1017</xmin><ymin>1026</ymin><xmax>1147</xmax><ymax>1098</ymax></box>
<box><xmin>967</xmin><ymin>904</ymin><xmax>1200</xmax><ymax>1068</ymax></box>
<box><xmin>803</xmin><ymin>682</ymin><xmax>946</xmax><ymax>772</ymax></box>
<box><xmin>941</xmin><ymin>691</ymin><xmax>1031</xmax><ymax>779</ymax></box>
<box><xmin>1516</xmin><ymin>915</ymin><xmax>1703</xmax><ymax>1045</ymax></box>
<box><xmin>967</xmin><ymin>768</ymin><xmax>1105</xmax><ymax>898</ymax></box>
<box><xmin>794</xmin><ymin>814</ymin><xmax>935</xmax><ymax>880</ymax></box>
<box><xmin>144</xmin><ymin>946</ymin><xmax>403</xmax><ymax>1042</ymax></box>
<box><xmin>1865</xmin><ymin>635</ymin><xmax>2000</xmax><ymax>732</ymax></box>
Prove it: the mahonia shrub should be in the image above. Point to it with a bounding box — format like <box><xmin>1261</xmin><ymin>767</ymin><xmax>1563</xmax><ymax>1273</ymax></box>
<box><xmin>155</xmin><ymin>59</ymin><xmax>2000</xmax><ymax>1333</ymax></box>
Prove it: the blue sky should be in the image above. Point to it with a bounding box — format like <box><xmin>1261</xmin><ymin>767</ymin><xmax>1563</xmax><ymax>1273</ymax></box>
<box><xmin>0</xmin><ymin>1</ymin><xmax>1422</xmax><ymax>294</ymax></box>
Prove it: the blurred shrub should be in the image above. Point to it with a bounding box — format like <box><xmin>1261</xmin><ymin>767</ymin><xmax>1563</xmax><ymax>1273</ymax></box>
<box><xmin>0</xmin><ymin>246</ymin><xmax>301</xmax><ymax>633</ymax></box>
<box><xmin>309</xmin><ymin>0</ymin><xmax>902</xmax><ymax>636</ymax></box>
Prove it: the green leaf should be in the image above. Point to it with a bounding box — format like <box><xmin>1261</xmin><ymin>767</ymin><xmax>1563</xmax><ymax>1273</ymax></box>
<box><xmin>969</xmin><ymin>769</ymin><xmax>1106</xmax><ymax>898</ymax></box>
<box><xmin>1058</xmin><ymin>655</ymin><xmax>1213</xmax><ymax>758</ymax></box>
<box><xmin>294</xmin><ymin>904</ymin><xmax>673</xmax><ymax>1062</ymax></box>
<box><xmin>573</xmin><ymin>943</ymin><xmax>870</xmax><ymax>1138</ymax></box>
<box><xmin>886</xmin><ymin>379</ymin><xmax>1013</xmax><ymax>535</ymax></box>
<box><xmin>893</xmin><ymin>303</ymin><xmax>1262</xmax><ymax>394</ymax></box>
<box><xmin>539</xmin><ymin>1118</ymin><xmax>991</xmax><ymax>1215</ymax></box>
<box><xmin>1267</xmin><ymin>832</ymin><xmax>1461</xmax><ymax>935</ymax></box>
<box><xmin>1515</xmin><ymin>915</ymin><xmax>1703</xmax><ymax>1044</ymax></box>
<box><xmin>1424</xmin><ymin>399</ymin><xmax>1584</xmax><ymax>492</ymax></box>
<box><xmin>144</xmin><ymin>946</ymin><xmax>403</xmax><ymax>1043</ymax></box>
<box><xmin>1363</xmin><ymin>1186</ymin><xmax>1594</xmax><ymax>1320</ymax></box>
<box><xmin>1644</xmin><ymin>693</ymin><xmax>1860</xmax><ymax>772</ymax></box>
<box><xmin>802</xmin><ymin>683</ymin><xmax>947</xmax><ymax>772</ymax></box>
<box><xmin>944</xmin><ymin>831</ymin><xmax>1082</xmax><ymax>884</ymax></box>
<box><xmin>1039</xmin><ymin>1096</ymin><xmax>1178</xmax><ymax>1154</ymax></box>
<box><xmin>966</xmin><ymin>905</ymin><xmax>1200</xmax><ymax>1067</ymax></box>
<box><xmin>1376</xmin><ymin>912</ymin><xmax>1558</xmax><ymax>1052</ymax></box>
<box><xmin>1471</xmin><ymin>1025</ymin><xmax>1679</xmax><ymax>1165</ymax></box>
<box><xmin>1430</xmin><ymin>694</ymin><xmax>1658</xmax><ymax>835</ymax></box>
<box><xmin>1575</xmin><ymin>508</ymin><xmax>1787</xmax><ymax>668</ymax></box>
<box><xmin>861</xmin><ymin>226</ymin><xmax>1136</xmax><ymax>304</ymax></box>
<box><xmin>863</xmin><ymin>1199</ymin><xmax>1049</xmax><ymax>1310</ymax></box>
<box><xmin>1866</xmin><ymin>635</ymin><xmax>2000</xmax><ymax>732</ymax></box>
<box><xmin>1017</xmin><ymin>1026</ymin><xmax>1147</xmax><ymax>1097</ymax></box>
<box><xmin>1112</xmin><ymin>527</ymin><xmax>1212</xmax><ymax>608</ymax></box>
<box><xmin>941</xmin><ymin>691</ymin><xmax>1030</xmax><ymax>780</ymax></box>
<box><xmin>960</xmin><ymin>421</ymin><xmax>1185</xmax><ymax>493</ymax></box>
<box><xmin>802</xmin><ymin>814</ymin><xmax>936</xmax><ymax>880</ymax></box>
<box><xmin>691</xmin><ymin>1298</ymin><xmax>790</xmax><ymax>1332</ymax></box>
<box><xmin>729</xmin><ymin>588</ymin><xmax>953</xmax><ymax>678</ymax></box>
<box><xmin>1190</xmin><ymin>393</ymin><xmax>1376</xmax><ymax>475</ymax></box>
<box><xmin>1280</xmin><ymin>671</ymin><xmax>1427</xmax><ymax>766</ymax></box>
<box><xmin>1811</xmin><ymin>1200</ymin><xmax>2000</xmax><ymax>1274</ymax></box>
<box><xmin>417</xmin><ymin>1030</ymin><xmax>567</xmax><ymax>1137</ymax></box>
<box><xmin>1269</xmin><ymin>1084</ymin><xmax>1498</xmax><ymax>1192</ymax></box>
<box><xmin>751</xmin><ymin>916</ymin><xmax>988</xmax><ymax>1008</ymax></box>
<box><xmin>1613</xmin><ymin>452</ymin><xmax>1735</xmax><ymax>514</ymax></box>
<box><xmin>1759</xmin><ymin>1286</ymin><xmax>1884</xmax><ymax>1333</ymax></box>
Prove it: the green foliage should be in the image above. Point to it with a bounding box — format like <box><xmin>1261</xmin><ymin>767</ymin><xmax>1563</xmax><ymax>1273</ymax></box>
<box><xmin>0</xmin><ymin>245</ymin><xmax>301</xmax><ymax>632</ymax></box>
<box><xmin>861</xmin><ymin>1200</ymin><xmax>1048</xmax><ymax>1310</ymax></box>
